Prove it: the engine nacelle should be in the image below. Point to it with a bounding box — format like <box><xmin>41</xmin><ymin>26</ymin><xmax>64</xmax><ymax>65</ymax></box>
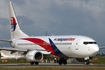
<box><xmin>25</xmin><ymin>50</ymin><xmax>43</xmax><ymax>62</ymax></box>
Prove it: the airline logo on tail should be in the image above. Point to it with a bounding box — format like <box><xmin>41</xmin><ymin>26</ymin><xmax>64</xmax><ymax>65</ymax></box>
<box><xmin>10</xmin><ymin>17</ymin><xmax>17</xmax><ymax>31</ymax></box>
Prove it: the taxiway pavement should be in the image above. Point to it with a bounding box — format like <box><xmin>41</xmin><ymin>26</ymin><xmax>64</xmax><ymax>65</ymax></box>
<box><xmin>0</xmin><ymin>63</ymin><xmax>105</xmax><ymax>68</ymax></box>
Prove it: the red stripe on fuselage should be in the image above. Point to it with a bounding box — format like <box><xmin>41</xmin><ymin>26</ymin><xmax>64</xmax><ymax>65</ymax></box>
<box><xmin>21</xmin><ymin>38</ymin><xmax>56</xmax><ymax>55</ymax></box>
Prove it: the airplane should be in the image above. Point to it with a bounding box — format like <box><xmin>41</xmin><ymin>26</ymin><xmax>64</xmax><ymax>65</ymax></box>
<box><xmin>0</xmin><ymin>1</ymin><xmax>99</xmax><ymax>65</ymax></box>
<box><xmin>0</xmin><ymin>50</ymin><xmax>25</xmax><ymax>59</ymax></box>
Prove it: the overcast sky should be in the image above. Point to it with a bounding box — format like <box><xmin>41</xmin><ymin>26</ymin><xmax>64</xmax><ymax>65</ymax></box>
<box><xmin>0</xmin><ymin>0</ymin><xmax>105</xmax><ymax>47</ymax></box>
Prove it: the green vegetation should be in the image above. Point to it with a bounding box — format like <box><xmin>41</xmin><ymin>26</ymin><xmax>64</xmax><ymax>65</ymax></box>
<box><xmin>91</xmin><ymin>56</ymin><xmax>105</xmax><ymax>64</ymax></box>
<box><xmin>0</xmin><ymin>59</ymin><xmax>29</xmax><ymax>64</ymax></box>
<box><xmin>0</xmin><ymin>56</ymin><xmax>105</xmax><ymax>64</ymax></box>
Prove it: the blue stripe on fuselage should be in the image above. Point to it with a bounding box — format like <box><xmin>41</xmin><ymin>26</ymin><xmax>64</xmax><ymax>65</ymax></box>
<box><xmin>49</xmin><ymin>38</ymin><xmax>67</xmax><ymax>57</ymax></box>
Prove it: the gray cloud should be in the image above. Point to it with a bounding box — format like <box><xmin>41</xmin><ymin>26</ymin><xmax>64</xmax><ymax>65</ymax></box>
<box><xmin>0</xmin><ymin>18</ymin><xmax>10</xmax><ymax>39</ymax></box>
<box><xmin>18</xmin><ymin>16</ymin><xmax>35</xmax><ymax>25</ymax></box>
<box><xmin>0</xmin><ymin>0</ymin><xmax>105</xmax><ymax>47</ymax></box>
<box><xmin>9</xmin><ymin>0</ymin><xmax>25</xmax><ymax>5</ymax></box>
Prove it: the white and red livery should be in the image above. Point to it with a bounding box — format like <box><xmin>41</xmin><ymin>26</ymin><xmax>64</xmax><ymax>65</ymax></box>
<box><xmin>0</xmin><ymin>2</ymin><xmax>99</xmax><ymax>65</ymax></box>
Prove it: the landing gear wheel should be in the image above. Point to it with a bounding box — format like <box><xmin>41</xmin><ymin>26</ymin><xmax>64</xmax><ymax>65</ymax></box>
<box><xmin>85</xmin><ymin>61</ymin><xmax>90</xmax><ymax>65</ymax></box>
<box><xmin>30</xmin><ymin>62</ymin><xmax>34</xmax><ymax>65</ymax></box>
<box><xmin>59</xmin><ymin>58</ymin><xmax>63</xmax><ymax>65</ymax></box>
<box><xmin>63</xmin><ymin>58</ymin><xmax>67</xmax><ymax>65</ymax></box>
<box><xmin>58</xmin><ymin>58</ymin><xmax>67</xmax><ymax>65</ymax></box>
<box><xmin>30</xmin><ymin>62</ymin><xmax>39</xmax><ymax>65</ymax></box>
<box><xmin>35</xmin><ymin>62</ymin><xmax>39</xmax><ymax>65</ymax></box>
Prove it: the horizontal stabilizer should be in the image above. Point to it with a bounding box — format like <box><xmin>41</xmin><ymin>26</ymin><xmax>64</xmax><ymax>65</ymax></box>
<box><xmin>0</xmin><ymin>39</ymin><xmax>12</xmax><ymax>42</ymax></box>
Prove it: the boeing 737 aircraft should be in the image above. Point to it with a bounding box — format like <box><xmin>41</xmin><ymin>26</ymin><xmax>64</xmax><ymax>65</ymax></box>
<box><xmin>0</xmin><ymin>1</ymin><xmax>99</xmax><ymax>65</ymax></box>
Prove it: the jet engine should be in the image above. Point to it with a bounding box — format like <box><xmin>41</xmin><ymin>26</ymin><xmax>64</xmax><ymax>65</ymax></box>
<box><xmin>25</xmin><ymin>50</ymin><xmax>43</xmax><ymax>62</ymax></box>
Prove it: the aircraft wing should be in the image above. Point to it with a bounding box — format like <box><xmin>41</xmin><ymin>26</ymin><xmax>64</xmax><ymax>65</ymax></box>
<box><xmin>0</xmin><ymin>47</ymin><xmax>27</xmax><ymax>52</ymax></box>
<box><xmin>0</xmin><ymin>47</ymin><xmax>51</xmax><ymax>55</ymax></box>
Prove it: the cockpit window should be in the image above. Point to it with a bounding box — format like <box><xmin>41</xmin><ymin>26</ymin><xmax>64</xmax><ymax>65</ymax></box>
<box><xmin>83</xmin><ymin>42</ymin><xmax>97</xmax><ymax>45</ymax></box>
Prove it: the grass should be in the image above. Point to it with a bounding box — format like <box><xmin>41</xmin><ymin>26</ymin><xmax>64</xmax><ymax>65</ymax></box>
<box><xmin>0</xmin><ymin>59</ymin><xmax>29</xmax><ymax>64</ymax></box>
<box><xmin>0</xmin><ymin>67</ymin><xmax>105</xmax><ymax>70</ymax></box>
<box><xmin>0</xmin><ymin>56</ymin><xmax>105</xmax><ymax>64</ymax></box>
<box><xmin>91</xmin><ymin>56</ymin><xmax>105</xmax><ymax>64</ymax></box>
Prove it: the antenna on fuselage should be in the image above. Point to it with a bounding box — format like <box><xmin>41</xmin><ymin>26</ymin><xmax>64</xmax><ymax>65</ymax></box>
<box><xmin>46</xmin><ymin>31</ymin><xmax>48</xmax><ymax>36</ymax></box>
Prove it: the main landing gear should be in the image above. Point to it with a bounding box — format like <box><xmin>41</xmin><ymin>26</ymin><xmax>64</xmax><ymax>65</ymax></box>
<box><xmin>30</xmin><ymin>62</ymin><xmax>39</xmax><ymax>65</ymax></box>
<box><xmin>58</xmin><ymin>58</ymin><xmax>67</xmax><ymax>65</ymax></box>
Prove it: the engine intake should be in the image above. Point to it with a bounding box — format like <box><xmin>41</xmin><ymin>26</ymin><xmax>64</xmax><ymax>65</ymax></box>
<box><xmin>26</xmin><ymin>50</ymin><xmax>43</xmax><ymax>61</ymax></box>
<box><xmin>34</xmin><ymin>52</ymin><xmax>42</xmax><ymax>60</ymax></box>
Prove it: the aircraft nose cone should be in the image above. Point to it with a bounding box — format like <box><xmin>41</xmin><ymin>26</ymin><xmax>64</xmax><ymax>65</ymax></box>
<box><xmin>94</xmin><ymin>46</ymin><xmax>99</xmax><ymax>52</ymax></box>
<box><xmin>91</xmin><ymin>45</ymin><xmax>99</xmax><ymax>56</ymax></box>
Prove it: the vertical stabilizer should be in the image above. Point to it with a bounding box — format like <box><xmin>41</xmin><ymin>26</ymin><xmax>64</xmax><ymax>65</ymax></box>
<box><xmin>8</xmin><ymin>1</ymin><xmax>28</xmax><ymax>39</ymax></box>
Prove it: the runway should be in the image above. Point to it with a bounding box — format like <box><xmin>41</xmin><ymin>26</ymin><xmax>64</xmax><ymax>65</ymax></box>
<box><xmin>0</xmin><ymin>63</ymin><xmax>105</xmax><ymax>68</ymax></box>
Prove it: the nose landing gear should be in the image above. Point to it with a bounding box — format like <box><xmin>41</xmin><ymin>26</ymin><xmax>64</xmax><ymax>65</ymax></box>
<box><xmin>85</xmin><ymin>60</ymin><xmax>90</xmax><ymax>65</ymax></box>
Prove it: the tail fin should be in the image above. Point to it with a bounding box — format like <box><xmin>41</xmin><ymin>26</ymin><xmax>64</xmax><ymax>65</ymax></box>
<box><xmin>8</xmin><ymin>1</ymin><xmax>28</xmax><ymax>39</ymax></box>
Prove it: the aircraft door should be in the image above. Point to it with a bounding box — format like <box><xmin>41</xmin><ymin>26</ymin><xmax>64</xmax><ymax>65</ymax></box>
<box><xmin>75</xmin><ymin>39</ymin><xmax>80</xmax><ymax>50</ymax></box>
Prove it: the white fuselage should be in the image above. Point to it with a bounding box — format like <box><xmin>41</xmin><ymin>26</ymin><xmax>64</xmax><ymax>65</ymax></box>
<box><xmin>11</xmin><ymin>35</ymin><xmax>99</xmax><ymax>58</ymax></box>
